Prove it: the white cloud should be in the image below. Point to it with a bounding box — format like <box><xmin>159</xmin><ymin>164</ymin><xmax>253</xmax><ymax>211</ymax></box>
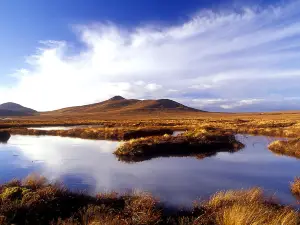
<box><xmin>220</xmin><ymin>99</ymin><xmax>264</xmax><ymax>109</ymax></box>
<box><xmin>145</xmin><ymin>83</ymin><xmax>162</xmax><ymax>91</ymax></box>
<box><xmin>2</xmin><ymin>1</ymin><xmax>300</xmax><ymax>111</ymax></box>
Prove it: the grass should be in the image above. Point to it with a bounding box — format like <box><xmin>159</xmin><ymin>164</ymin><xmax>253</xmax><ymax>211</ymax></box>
<box><xmin>193</xmin><ymin>187</ymin><xmax>299</xmax><ymax>225</ymax></box>
<box><xmin>0</xmin><ymin>175</ymin><xmax>161</xmax><ymax>225</ymax></box>
<box><xmin>6</xmin><ymin>127</ymin><xmax>174</xmax><ymax>141</ymax></box>
<box><xmin>4</xmin><ymin>117</ymin><xmax>300</xmax><ymax>138</ymax></box>
<box><xmin>4</xmin><ymin>113</ymin><xmax>300</xmax><ymax>140</ymax></box>
<box><xmin>0</xmin><ymin>176</ymin><xmax>299</xmax><ymax>225</ymax></box>
<box><xmin>291</xmin><ymin>177</ymin><xmax>300</xmax><ymax>200</ymax></box>
<box><xmin>268</xmin><ymin>139</ymin><xmax>300</xmax><ymax>159</ymax></box>
<box><xmin>4</xmin><ymin>115</ymin><xmax>300</xmax><ymax>159</ymax></box>
<box><xmin>114</xmin><ymin>129</ymin><xmax>244</xmax><ymax>162</ymax></box>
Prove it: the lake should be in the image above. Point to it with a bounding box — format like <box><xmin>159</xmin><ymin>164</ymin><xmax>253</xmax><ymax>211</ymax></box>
<box><xmin>0</xmin><ymin>134</ymin><xmax>299</xmax><ymax>208</ymax></box>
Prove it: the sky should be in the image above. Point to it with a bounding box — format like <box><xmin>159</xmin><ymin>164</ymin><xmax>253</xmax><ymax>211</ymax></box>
<box><xmin>1</xmin><ymin>0</ymin><xmax>300</xmax><ymax>112</ymax></box>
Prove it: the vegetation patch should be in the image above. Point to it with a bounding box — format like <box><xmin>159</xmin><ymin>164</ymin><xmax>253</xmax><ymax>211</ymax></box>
<box><xmin>7</xmin><ymin>127</ymin><xmax>173</xmax><ymax>141</ymax></box>
<box><xmin>268</xmin><ymin>139</ymin><xmax>300</xmax><ymax>159</ymax></box>
<box><xmin>4</xmin><ymin>117</ymin><xmax>300</xmax><ymax>139</ymax></box>
<box><xmin>0</xmin><ymin>176</ymin><xmax>298</xmax><ymax>225</ymax></box>
<box><xmin>114</xmin><ymin>129</ymin><xmax>244</xmax><ymax>162</ymax></box>
<box><xmin>291</xmin><ymin>177</ymin><xmax>300</xmax><ymax>200</ymax></box>
<box><xmin>0</xmin><ymin>175</ymin><xmax>162</xmax><ymax>225</ymax></box>
<box><xmin>193</xmin><ymin>187</ymin><xmax>299</xmax><ymax>225</ymax></box>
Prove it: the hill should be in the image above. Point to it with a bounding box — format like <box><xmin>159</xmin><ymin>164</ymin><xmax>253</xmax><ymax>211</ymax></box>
<box><xmin>0</xmin><ymin>102</ymin><xmax>37</xmax><ymax>116</ymax></box>
<box><xmin>47</xmin><ymin>96</ymin><xmax>202</xmax><ymax>115</ymax></box>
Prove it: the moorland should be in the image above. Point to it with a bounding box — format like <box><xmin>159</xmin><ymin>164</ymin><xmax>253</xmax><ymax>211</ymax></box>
<box><xmin>0</xmin><ymin>96</ymin><xmax>300</xmax><ymax>224</ymax></box>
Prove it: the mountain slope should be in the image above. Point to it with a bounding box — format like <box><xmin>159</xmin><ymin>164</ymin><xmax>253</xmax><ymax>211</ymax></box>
<box><xmin>48</xmin><ymin>96</ymin><xmax>202</xmax><ymax>115</ymax></box>
<box><xmin>0</xmin><ymin>102</ymin><xmax>37</xmax><ymax>116</ymax></box>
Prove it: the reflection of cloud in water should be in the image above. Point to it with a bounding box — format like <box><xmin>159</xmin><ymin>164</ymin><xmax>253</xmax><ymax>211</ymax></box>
<box><xmin>6</xmin><ymin>135</ymin><xmax>121</xmax><ymax>189</ymax></box>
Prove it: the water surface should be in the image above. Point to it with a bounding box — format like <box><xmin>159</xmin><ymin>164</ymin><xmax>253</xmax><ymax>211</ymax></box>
<box><xmin>0</xmin><ymin>134</ymin><xmax>298</xmax><ymax>208</ymax></box>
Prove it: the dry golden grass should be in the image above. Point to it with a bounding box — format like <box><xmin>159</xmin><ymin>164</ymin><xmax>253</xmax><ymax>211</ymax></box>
<box><xmin>193</xmin><ymin>188</ymin><xmax>299</xmax><ymax>225</ymax></box>
<box><xmin>6</xmin><ymin>127</ymin><xmax>174</xmax><ymax>141</ymax></box>
<box><xmin>114</xmin><ymin>129</ymin><xmax>244</xmax><ymax>162</ymax></box>
<box><xmin>4</xmin><ymin>113</ymin><xmax>300</xmax><ymax>160</ymax></box>
<box><xmin>0</xmin><ymin>176</ymin><xmax>299</xmax><ymax>225</ymax></box>
<box><xmin>268</xmin><ymin>139</ymin><xmax>300</xmax><ymax>159</ymax></box>
<box><xmin>291</xmin><ymin>177</ymin><xmax>300</xmax><ymax>200</ymax></box>
<box><xmin>0</xmin><ymin>176</ymin><xmax>161</xmax><ymax>225</ymax></box>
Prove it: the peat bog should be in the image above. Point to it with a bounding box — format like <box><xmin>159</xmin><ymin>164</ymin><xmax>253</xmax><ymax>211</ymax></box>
<box><xmin>1</xmin><ymin>116</ymin><xmax>300</xmax><ymax>224</ymax></box>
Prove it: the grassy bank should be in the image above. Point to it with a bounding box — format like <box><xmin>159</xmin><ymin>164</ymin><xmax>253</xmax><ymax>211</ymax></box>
<box><xmin>0</xmin><ymin>176</ymin><xmax>298</xmax><ymax>225</ymax></box>
<box><xmin>291</xmin><ymin>177</ymin><xmax>300</xmax><ymax>200</ymax></box>
<box><xmin>114</xmin><ymin>129</ymin><xmax>244</xmax><ymax>162</ymax></box>
<box><xmin>6</xmin><ymin>127</ymin><xmax>174</xmax><ymax>141</ymax></box>
<box><xmin>3</xmin><ymin>117</ymin><xmax>300</xmax><ymax>139</ymax></box>
<box><xmin>268</xmin><ymin>139</ymin><xmax>300</xmax><ymax>159</ymax></box>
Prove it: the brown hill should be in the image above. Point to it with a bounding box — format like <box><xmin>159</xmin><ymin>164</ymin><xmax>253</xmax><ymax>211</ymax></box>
<box><xmin>47</xmin><ymin>96</ymin><xmax>202</xmax><ymax>115</ymax></box>
<box><xmin>0</xmin><ymin>102</ymin><xmax>37</xmax><ymax>116</ymax></box>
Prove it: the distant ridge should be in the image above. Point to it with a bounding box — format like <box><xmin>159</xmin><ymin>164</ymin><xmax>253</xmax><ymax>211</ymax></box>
<box><xmin>109</xmin><ymin>96</ymin><xmax>126</xmax><ymax>101</ymax></box>
<box><xmin>47</xmin><ymin>96</ymin><xmax>203</xmax><ymax>115</ymax></box>
<box><xmin>0</xmin><ymin>102</ymin><xmax>37</xmax><ymax>116</ymax></box>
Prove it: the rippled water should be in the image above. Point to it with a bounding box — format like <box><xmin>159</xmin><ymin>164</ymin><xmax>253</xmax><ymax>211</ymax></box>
<box><xmin>0</xmin><ymin>134</ymin><xmax>299</xmax><ymax>208</ymax></box>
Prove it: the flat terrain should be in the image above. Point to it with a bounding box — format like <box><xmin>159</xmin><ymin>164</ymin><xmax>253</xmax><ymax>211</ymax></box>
<box><xmin>3</xmin><ymin>95</ymin><xmax>300</xmax><ymax>122</ymax></box>
<box><xmin>1</xmin><ymin>105</ymin><xmax>300</xmax><ymax>224</ymax></box>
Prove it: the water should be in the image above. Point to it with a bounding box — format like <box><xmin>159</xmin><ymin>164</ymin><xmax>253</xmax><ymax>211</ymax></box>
<box><xmin>172</xmin><ymin>131</ymin><xmax>185</xmax><ymax>136</ymax></box>
<box><xmin>0</xmin><ymin>134</ymin><xmax>299</xmax><ymax>208</ymax></box>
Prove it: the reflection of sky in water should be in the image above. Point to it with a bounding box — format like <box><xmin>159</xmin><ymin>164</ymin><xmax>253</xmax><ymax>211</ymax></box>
<box><xmin>0</xmin><ymin>134</ymin><xmax>299</xmax><ymax>208</ymax></box>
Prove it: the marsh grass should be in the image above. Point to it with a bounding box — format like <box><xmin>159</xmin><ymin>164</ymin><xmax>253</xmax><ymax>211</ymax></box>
<box><xmin>7</xmin><ymin>127</ymin><xmax>174</xmax><ymax>141</ymax></box>
<box><xmin>268</xmin><ymin>139</ymin><xmax>300</xmax><ymax>159</ymax></box>
<box><xmin>114</xmin><ymin>129</ymin><xmax>244</xmax><ymax>162</ymax></box>
<box><xmin>0</xmin><ymin>176</ymin><xmax>299</xmax><ymax>225</ymax></box>
<box><xmin>291</xmin><ymin>177</ymin><xmax>300</xmax><ymax>200</ymax></box>
<box><xmin>0</xmin><ymin>176</ymin><xmax>162</xmax><ymax>225</ymax></box>
<box><xmin>4</xmin><ymin>116</ymin><xmax>300</xmax><ymax>140</ymax></box>
<box><xmin>193</xmin><ymin>188</ymin><xmax>299</xmax><ymax>225</ymax></box>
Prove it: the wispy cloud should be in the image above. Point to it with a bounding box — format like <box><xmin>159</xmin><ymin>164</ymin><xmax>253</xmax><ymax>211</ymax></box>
<box><xmin>2</xmin><ymin>1</ymin><xmax>300</xmax><ymax>111</ymax></box>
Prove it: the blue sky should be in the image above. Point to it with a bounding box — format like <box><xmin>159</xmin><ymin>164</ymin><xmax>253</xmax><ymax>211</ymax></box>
<box><xmin>1</xmin><ymin>0</ymin><xmax>300</xmax><ymax>112</ymax></box>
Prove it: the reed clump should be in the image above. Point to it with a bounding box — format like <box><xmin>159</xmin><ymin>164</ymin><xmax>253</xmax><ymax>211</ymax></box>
<box><xmin>0</xmin><ymin>177</ymin><xmax>299</xmax><ymax>225</ymax></box>
<box><xmin>268</xmin><ymin>139</ymin><xmax>300</xmax><ymax>159</ymax></box>
<box><xmin>0</xmin><ymin>176</ymin><xmax>161</xmax><ymax>225</ymax></box>
<box><xmin>193</xmin><ymin>187</ymin><xmax>299</xmax><ymax>225</ymax></box>
<box><xmin>7</xmin><ymin>127</ymin><xmax>173</xmax><ymax>141</ymax></box>
<box><xmin>114</xmin><ymin>129</ymin><xmax>244</xmax><ymax>161</ymax></box>
<box><xmin>291</xmin><ymin>177</ymin><xmax>300</xmax><ymax>200</ymax></box>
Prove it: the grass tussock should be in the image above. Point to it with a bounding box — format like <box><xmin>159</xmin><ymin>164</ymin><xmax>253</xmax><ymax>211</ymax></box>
<box><xmin>268</xmin><ymin>139</ymin><xmax>300</xmax><ymax>159</ymax></box>
<box><xmin>0</xmin><ymin>177</ymin><xmax>299</xmax><ymax>225</ymax></box>
<box><xmin>7</xmin><ymin>127</ymin><xmax>173</xmax><ymax>141</ymax></box>
<box><xmin>291</xmin><ymin>177</ymin><xmax>300</xmax><ymax>200</ymax></box>
<box><xmin>193</xmin><ymin>187</ymin><xmax>299</xmax><ymax>225</ymax></box>
<box><xmin>0</xmin><ymin>176</ymin><xmax>161</xmax><ymax>225</ymax></box>
<box><xmin>114</xmin><ymin>129</ymin><xmax>244</xmax><ymax>162</ymax></box>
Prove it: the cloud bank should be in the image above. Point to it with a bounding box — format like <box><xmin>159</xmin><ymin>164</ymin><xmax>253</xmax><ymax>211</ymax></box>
<box><xmin>2</xmin><ymin>1</ymin><xmax>300</xmax><ymax>112</ymax></box>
